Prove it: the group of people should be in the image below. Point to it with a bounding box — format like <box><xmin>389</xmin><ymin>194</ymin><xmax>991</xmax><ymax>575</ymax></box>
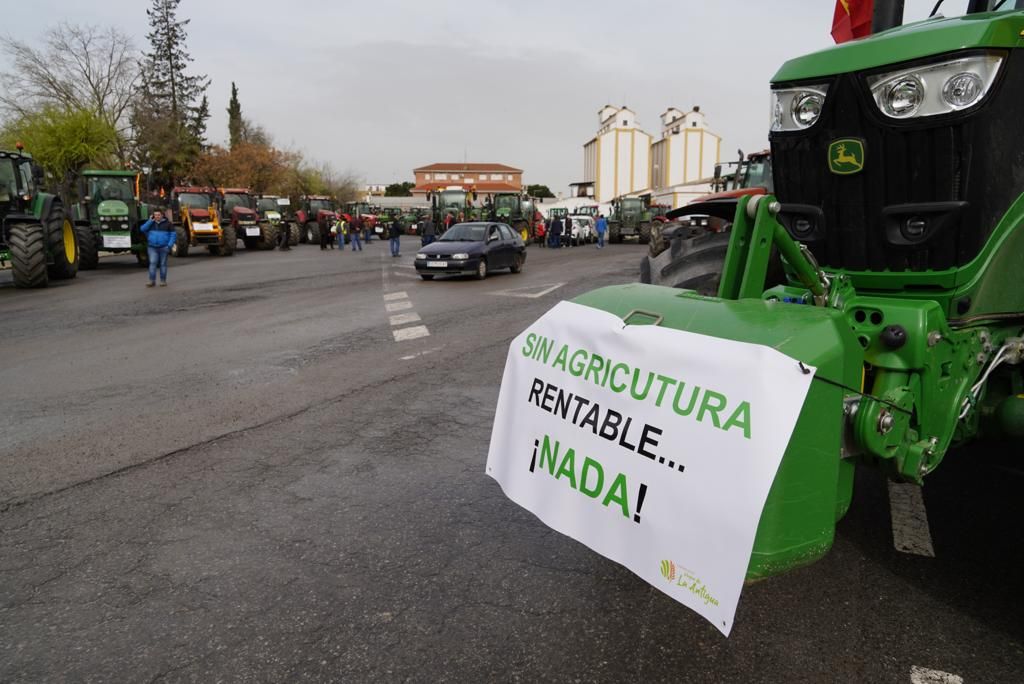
<box><xmin>539</xmin><ymin>214</ymin><xmax>609</xmax><ymax>249</ymax></box>
<box><xmin>284</xmin><ymin>214</ymin><xmax>410</xmax><ymax>257</ymax></box>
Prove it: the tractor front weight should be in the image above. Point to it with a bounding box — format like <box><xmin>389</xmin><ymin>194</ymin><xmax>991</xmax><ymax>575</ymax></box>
<box><xmin>727</xmin><ymin>195</ymin><xmax>1024</xmax><ymax>485</ymax></box>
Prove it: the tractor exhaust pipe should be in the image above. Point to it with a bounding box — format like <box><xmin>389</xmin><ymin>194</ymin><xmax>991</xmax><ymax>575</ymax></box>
<box><xmin>872</xmin><ymin>0</ymin><xmax>904</xmax><ymax>33</ymax></box>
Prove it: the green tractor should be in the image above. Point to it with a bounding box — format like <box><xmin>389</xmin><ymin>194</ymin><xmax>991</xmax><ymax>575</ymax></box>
<box><xmin>574</xmin><ymin>0</ymin><xmax>1024</xmax><ymax>580</ymax></box>
<box><xmin>71</xmin><ymin>170</ymin><xmax>151</xmax><ymax>269</ymax></box>
<box><xmin>488</xmin><ymin>193</ymin><xmax>537</xmax><ymax>242</ymax></box>
<box><xmin>0</xmin><ymin>146</ymin><xmax>79</xmax><ymax>288</ymax></box>
<box><xmin>257</xmin><ymin>195</ymin><xmax>299</xmax><ymax>246</ymax></box>
<box><xmin>430</xmin><ymin>188</ymin><xmax>472</xmax><ymax>232</ymax></box>
<box><xmin>607</xmin><ymin>196</ymin><xmax>653</xmax><ymax>244</ymax></box>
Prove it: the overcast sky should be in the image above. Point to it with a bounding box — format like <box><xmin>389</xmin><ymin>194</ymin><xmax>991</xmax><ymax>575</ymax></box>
<box><xmin>1</xmin><ymin>0</ymin><xmax>957</xmax><ymax>194</ymax></box>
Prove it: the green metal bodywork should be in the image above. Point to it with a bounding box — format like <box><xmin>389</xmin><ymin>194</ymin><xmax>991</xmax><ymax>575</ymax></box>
<box><xmin>774</xmin><ymin>11</ymin><xmax>1024</xmax><ymax>82</ymax></box>
<box><xmin>73</xmin><ymin>170</ymin><xmax>149</xmax><ymax>255</ymax></box>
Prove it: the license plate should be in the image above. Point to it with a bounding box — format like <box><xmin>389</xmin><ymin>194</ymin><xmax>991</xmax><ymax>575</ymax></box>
<box><xmin>427</xmin><ymin>260</ymin><xmax>448</xmax><ymax>268</ymax></box>
<box><xmin>245</xmin><ymin>227</ymin><xmax>260</xmax><ymax>236</ymax></box>
<box><xmin>375</xmin><ymin>227</ymin><xmax>384</xmax><ymax>233</ymax></box>
<box><xmin>102</xmin><ymin>234</ymin><xmax>131</xmax><ymax>249</ymax></box>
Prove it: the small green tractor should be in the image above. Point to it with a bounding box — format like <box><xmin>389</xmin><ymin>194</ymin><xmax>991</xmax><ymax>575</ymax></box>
<box><xmin>71</xmin><ymin>170</ymin><xmax>151</xmax><ymax>269</ymax></box>
<box><xmin>607</xmin><ymin>196</ymin><xmax>653</xmax><ymax>244</ymax></box>
<box><xmin>575</xmin><ymin>0</ymin><xmax>1024</xmax><ymax>579</ymax></box>
<box><xmin>430</xmin><ymin>189</ymin><xmax>472</xmax><ymax>232</ymax></box>
<box><xmin>0</xmin><ymin>146</ymin><xmax>79</xmax><ymax>288</ymax></box>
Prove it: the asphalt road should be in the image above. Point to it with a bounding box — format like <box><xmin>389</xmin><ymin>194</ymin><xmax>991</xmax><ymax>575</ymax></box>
<box><xmin>1</xmin><ymin>236</ymin><xmax>1021</xmax><ymax>682</ymax></box>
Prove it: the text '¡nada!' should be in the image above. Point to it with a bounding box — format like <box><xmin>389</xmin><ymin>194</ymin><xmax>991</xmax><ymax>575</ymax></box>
<box><xmin>521</xmin><ymin>333</ymin><xmax>752</xmax><ymax>439</ymax></box>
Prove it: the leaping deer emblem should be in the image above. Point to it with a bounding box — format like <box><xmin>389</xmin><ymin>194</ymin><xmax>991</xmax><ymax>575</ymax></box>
<box><xmin>833</xmin><ymin>143</ymin><xmax>862</xmax><ymax>169</ymax></box>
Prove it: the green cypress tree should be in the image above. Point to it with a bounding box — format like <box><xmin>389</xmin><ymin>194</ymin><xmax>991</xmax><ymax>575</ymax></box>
<box><xmin>227</xmin><ymin>82</ymin><xmax>242</xmax><ymax>150</ymax></box>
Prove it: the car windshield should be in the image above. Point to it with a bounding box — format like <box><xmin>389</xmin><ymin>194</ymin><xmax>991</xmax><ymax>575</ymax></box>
<box><xmin>88</xmin><ymin>177</ymin><xmax>134</xmax><ymax>203</ymax></box>
<box><xmin>178</xmin><ymin>193</ymin><xmax>212</xmax><ymax>210</ymax></box>
<box><xmin>257</xmin><ymin>199</ymin><xmax>279</xmax><ymax>212</ymax></box>
<box><xmin>439</xmin><ymin>224</ymin><xmax>486</xmax><ymax>242</ymax></box>
<box><xmin>223</xmin><ymin>193</ymin><xmax>251</xmax><ymax>211</ymax></box>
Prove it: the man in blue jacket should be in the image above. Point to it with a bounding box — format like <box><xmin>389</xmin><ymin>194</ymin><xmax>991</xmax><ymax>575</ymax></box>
<box><xmin>139</xmin><ymin>210</ymin><xmax>177</xmax><ymax>287</ymax></box>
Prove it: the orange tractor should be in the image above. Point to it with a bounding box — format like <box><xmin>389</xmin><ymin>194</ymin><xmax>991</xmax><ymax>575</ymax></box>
<box><xmin>170</xmin><ymin>186</ymin><xmax>235</xmax><ymax>257</ymax></box>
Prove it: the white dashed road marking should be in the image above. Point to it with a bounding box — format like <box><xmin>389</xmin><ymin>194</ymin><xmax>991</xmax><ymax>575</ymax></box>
<box><xmin>888</xmin><ymin>482</ymin><xmax>936</xmax><ymax>557</ymax></box>
<box><xmin>382</xmin><ymin>255</ymin><xmax>431</xmax><ymax>346</ymax></box>
<box><xmin>910</xmin><ymin>666</ymin><xmax>963</xmax><ymax>684</ymax></box>
<box><xmin>400</xmin><ymin>345</ymin><xmax>443</xmax><ymax>361</ymax></box>
<box><xmin>385</xmin><ymin>300</ymin><xmax>413</xmax><ymax>313</ymax></box>
<box><xmin>392</xmin><ymin>325</ymin><xmax>431</xmax><ymax>342</ymax></box>
<box><xmin>390</xmin><ymin>312</ymin><xmax>422</xmax><ymax>326</ymax></box>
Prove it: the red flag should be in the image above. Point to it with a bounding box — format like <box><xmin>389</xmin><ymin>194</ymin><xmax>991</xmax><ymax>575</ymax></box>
<box><xmin>832</xmin><ymin>0</ymin><xmax>874</xmax><ymax>44</ymax></box>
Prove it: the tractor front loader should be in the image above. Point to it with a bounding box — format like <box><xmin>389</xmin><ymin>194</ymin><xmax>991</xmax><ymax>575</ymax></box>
<box><xmin>574</xmin><ymin>0</ymin><xmax>1024</xmax><ymax>579</ymax></box>
<box><xmin>170</xmin><ymin>186</ymin><xmax>234</xmax><ymax>257</ymax></box>
<box><xmin>0</xmin><ymin>145</ymin><xmax>79</xmax><ymax>288</ymax></box>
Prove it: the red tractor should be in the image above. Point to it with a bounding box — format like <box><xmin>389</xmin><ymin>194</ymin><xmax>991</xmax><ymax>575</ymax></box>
<box><xmin>220</xmin><ymin>188</ymin><xmax>277</xmax><ymax>250</ymax></box>
<box><xmin>295</xmin><ymin>195</ymin><xmax>337</xmax><ymax>244</ymax></box>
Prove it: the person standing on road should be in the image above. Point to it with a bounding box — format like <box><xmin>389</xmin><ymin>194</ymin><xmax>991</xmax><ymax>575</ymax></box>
<box><xmin>564</xmin><ymin>216</ymin><xmax>573</xmax><ymax>247</ymax></box>
<box><xmin>388</xmin><ymin>217</ymin><xmax>403</xmax><ymax>257</ymax></box>
<box><xmin>278</xmin><ymin>222</ymin><xmax>291</xmax><ymax>250</ymax></box>
<box><xmin>595</xmin><ymin>213</ymin><xmax>608</xmax><ymax>249</ymax></box>
<box><xmin>319</xmin><ymin>216</ymin><xmax>332</xmax><ymax>251</ymax></box>
<box><xmin>421</xmin><ymin>217</ymin><xmax>435</xmax><ymax>246</ymax></box>
<box><xmin>350</xmin><ymin>215</ymin><xmax>363</xmax><ymax>251</ymax></box>
<box><xmin>549</xmin><ymin>216</ymin><xmax>563</xmax><ymax>249</ymax></box>
<box><xmin>139</xmin><ymin>210</ymin><xmax>176</xmax><ymax>287</ymax></box>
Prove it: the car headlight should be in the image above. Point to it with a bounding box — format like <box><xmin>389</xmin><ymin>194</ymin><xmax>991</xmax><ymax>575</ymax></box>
<box><xmin>452</xmin><ymin>253</ymin><xmax>470</xmax><ymax>259</ymax></box>
<box><xmin>416</xmin><ymin>253</ymin><xmax>427</xmax><ymax>260</ymax></box>
<box><xmin>866</xmin><ymin>52</ymin><xmax>1003</xmax><ymax>120</ymax></box>
<box><xmin>770</xmin><ymin>84</ymin><xmax>829</xmax><ymax>132</ymax></box>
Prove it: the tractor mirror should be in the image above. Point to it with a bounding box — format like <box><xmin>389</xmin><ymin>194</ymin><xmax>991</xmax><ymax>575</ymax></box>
<box><xmin>31</xmin><ymin>163</ymin><xmax>44</xmax><ymax>183</ymax></box>
<box><xmin>714</xmin><ymin>164</ymin><xmax>722</xmax><ymax>179</ymax></box>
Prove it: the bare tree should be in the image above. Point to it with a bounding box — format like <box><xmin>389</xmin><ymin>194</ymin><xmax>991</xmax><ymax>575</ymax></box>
<box><xmin>0</xmin><ymin>23</ymin><xmax>139</xmax><ymax>158</ymax></box>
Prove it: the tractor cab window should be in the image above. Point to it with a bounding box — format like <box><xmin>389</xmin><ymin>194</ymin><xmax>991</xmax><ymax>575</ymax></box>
<box><xmin>742</xmin><ymin>158</ymin><xmax>773</xmax><ymax>191</ymax></box>
<box><xmin>177</xmin><ymin>193</ymin><xmax>212</xmax><ymax>210</ymax></box>
<box><xmin>223</xmin><ymin>194</ymin><xmax>250</xmax><ymax>212</ymax></box>
<box><xmin>0</xmin><ymin>159</ymin><xmax>16</xmax><ymax>202</ymax></box>
<box><xmin>309</xmin><ymin>199</ymin><xmax>333</xmax><ymax>214</ymax></box>
<box><xmin>89</xmin><ymin>177</ymin><xmax>134</xmax><ymax>202</ymax></box>
<box><xmin>494</xmin><ymin>195</ymin><xmax>518</xmax><ymax>211</ymax></box>
<box><xmin>257</xmin><ymin>198</ymin><xmax>279</xmax><ymax>213</ymax></box>
<box><xmin>621</xmin><ymin>199</ymin><xmax>642</xmax><ymax>212</ymax></box>
<box><xmin>17</xmin><ymin>160</ymin><xmax>34</xmax><ymax>196</ymax></box>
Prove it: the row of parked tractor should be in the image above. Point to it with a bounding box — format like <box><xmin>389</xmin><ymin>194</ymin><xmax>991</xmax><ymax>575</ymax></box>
<box><xmin>0</xmin><ymin>149</ymin><xmax>423</xmax><ymax>289</ymax></box>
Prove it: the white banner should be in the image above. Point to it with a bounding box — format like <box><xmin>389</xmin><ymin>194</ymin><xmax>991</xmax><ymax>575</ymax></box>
<box><xmin>102</xmin><ymin>234</ymin><xmax>131</xmax><ymax>249</ymax></box>
<box><xmin>486</xmin><ymin>301</ymin><xmax>815</xmax><ymax>636</ymax></box>
<box><xmin>192</xmin><ymin>222</ymin><xmax>215</xmax><ymax>232</ymax></box>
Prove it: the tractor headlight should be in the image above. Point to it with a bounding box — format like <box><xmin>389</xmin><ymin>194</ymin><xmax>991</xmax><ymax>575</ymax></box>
<box><xmin>770</xmin><ymin>84</ymin><xmax>829</xmax><ymax>132</ymax></box>
<box><xmin>867</xmin><ymin>52</ymin><xmax>1003</xmax><ymax>119</ymax></box>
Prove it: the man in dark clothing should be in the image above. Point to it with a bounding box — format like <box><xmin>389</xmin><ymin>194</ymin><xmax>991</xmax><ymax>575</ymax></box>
<box><xmin>319</xmin><ymin>216</ymin><xmax>332</xmax><ymax>250</ymax></box>
<box><xmin>549</xmin><ymin>217</ymin><xmax>563</xmax><ymax>248</ymax></box>
<box><xmin>278</xmin><ymin>222</ymin><xmax>291</xmax><ymax>250</ymax></box>
<box><xmin>421</xmin><ymin>218</ymin><xmax>436</xmax><ymax>246</ymax></box>
<box><xmin>564</xmin><ymin>216</ymin><xmax>573</xmax><ymax>247</ymax></box>
<box><xmin>388</xmin><ymin>218</ymin><xmax>403</xmax><ymax>257</ymax></box>
<box><xmin>351</xmin><ymin>216</ymin><xmax>363</xmax><ymax>251</ymax></box>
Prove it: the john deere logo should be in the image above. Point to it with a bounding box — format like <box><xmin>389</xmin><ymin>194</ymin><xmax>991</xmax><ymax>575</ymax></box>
<box><xmin>828</xmin><ymin>138</ymin><xmax>865</xmax><ymax>175</ymax></box>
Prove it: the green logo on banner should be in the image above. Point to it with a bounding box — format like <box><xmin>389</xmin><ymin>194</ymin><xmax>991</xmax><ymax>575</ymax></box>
<box><xmin>828</xmin><ymin>138</ymin><xmax>865</xmax><ymax>175</ymax></box>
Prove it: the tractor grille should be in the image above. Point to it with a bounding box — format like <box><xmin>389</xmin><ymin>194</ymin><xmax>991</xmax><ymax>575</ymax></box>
<box><xmin>770</xmin><ymin>49</ymin><xmax>1024</xmax><ymax>273</ymax></box>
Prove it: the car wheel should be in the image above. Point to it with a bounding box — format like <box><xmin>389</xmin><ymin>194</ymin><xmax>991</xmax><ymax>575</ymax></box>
<box><xmin>475</xmin><ymin>258</ymin><xmax>488</xmax><ymax>280</ymax></box>
<box><xmin>420</xmin><ymin>274</ymin><xmax>434</xmax><ymax>281</ymax></box>
<box><xmin>510</xmin><ymin>254</ymin><xmax>523</xmax><ymax>273</ymax></box>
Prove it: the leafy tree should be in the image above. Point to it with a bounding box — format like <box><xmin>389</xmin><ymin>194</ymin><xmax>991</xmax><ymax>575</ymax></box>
<box><xmin>384</xmin><ymin>181</ymin><xmax>415</xmax><ymax>197</ymax></box>
<box><xmin>227</xmin><ymin>82</ymin><xmax>242</xmax><ymax>150</ymax></box>
<box><xmin>0</xmin><ymin>106</ymin><xmax>119</xmax><ymax>196</ymax></box>
<box><xmin>0</xmin><ymin>23</ymin><xmax>139</xmax><ymax>162</ymax></box>
<box><xmin>526</xmin><ymin>184</ymin><xmax>555</xmax><ymax>198</ymax></box>
<box><xmin>132</xmin><ymin>0</ymin><xmax>210</xmax><ymax>189</ymax></box>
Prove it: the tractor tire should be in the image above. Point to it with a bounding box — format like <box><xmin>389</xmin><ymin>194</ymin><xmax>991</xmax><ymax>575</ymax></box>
<box><xmin>638</xmin><ymin>222</ymin><xmax>652</xmax><ymax>245</ymax></box>
<box><xmin>288</xmin><ymin>223</ymin><xmax>300</xmax><ymax>246</ymax></box>
<box><xmin>640</xmin><ymin>230</ymin><xmax>731</xmax><ymax>296</ymax></box>
<box><xmin>173</xmin><ymin>226</ymin><xmax>190</xmax><ymax>257</ymax></box>
<box><xmin>304</xmin><ymin>222</ymin><xmax>320</xmax><ymax>245</ymax></box>
<box><xmin>76</xmin><ymin>224</ymin><xmax>99</xmax><ymax>270</ymax></box>
<box><xmin>257</xmin><ymin>221</ymin><xmax>278</xmax><ymax>250</ymax></box>
<box><xmin>221</xmin><ymin>224</ymin><xmax>236</xmax><ymax>256</ymax></box>
<box><xmin>45</xmin><ymin>205</ymin><xmax>79</xmax><ymax>280</ymax></box>
<box><xmin>9</xmin><ymin>223</ymin><xmax>48</xmax><ymax>288</ymax></box>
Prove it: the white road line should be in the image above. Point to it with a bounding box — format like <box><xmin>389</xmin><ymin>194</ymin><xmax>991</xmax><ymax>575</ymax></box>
<box><xmin>888</xmin><ymin>482</ymin><xmax>936</xmax><ymax>557</ymax></box>
<box><xmin>396</xmin><ymin>264</ymin><xmax>416</xmax><ymax>270</ymax></box>
<box><xmin>400</xmin><ymin>345</ymin><xmax>443</xmax><ymax>361</ymax></box>
<box><xmin>390</xmin><ymin>312</ymin><xmax>422</xmax><ymax>326</ymax></box>
<box><xmin>385</xmin><ymin>300</ymin><xmax>414</xmax><ymax>313</ymax></box>
<box><xmin>910</xmin><ymin>666</ymin><xmax>963</xmax><ymax>684</ymax></box>
<box><xmin>393</xmin><ymin>272</ymin><xmax>421</xmax><ymax>279</ymax></box>
<box><xmin>383</xmin><ymin>291</ymin><xmax>408</xmax><ymax>301</ymax></box>
<box><xmin>392</xmin><ymin>325</ymin><xmax>430</xmax><ymax>342</ymax></box>
<box><xmin>487</xmin><ymin>282</ymin><xmax>566</xmax><ymax>299</ymax></box>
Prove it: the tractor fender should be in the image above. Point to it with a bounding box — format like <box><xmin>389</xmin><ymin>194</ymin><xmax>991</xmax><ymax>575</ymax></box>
<box><xmin>38</xmin><ymin>194</ymin><xmax>62</xmax><ymax>224</ymax></box>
